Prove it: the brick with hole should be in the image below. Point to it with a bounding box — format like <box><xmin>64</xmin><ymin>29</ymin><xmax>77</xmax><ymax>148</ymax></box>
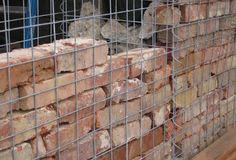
<box><xmin>43</xmin><ymin>115</ymin><xmax>93</xmax><ymax>155</ymax></box>
<box><xmin>58</xmin><ymin>130</ymin><xmax>110</xmax><ymax>160</ymax></box>
<box><xmin>0</xmin><ymin>88</ymin><xmax>19</xmax><ymax>119</ymax></box>
<box><xmin>181</xmin><ymin>4</ymin><xmax>207</xmax><ymax>22</ymax></box>
<box><xmin>112</xmin><ymin>116</ymin><xmax>152</xmax><ymax>147</ymax></box>
<box><xmin>0</xmin><ymin>143</ymin><xmax>33</xmax><ymax>160</ymax></box>
<box><xmin>0</xmin><ymin>107</ymin><xmax>56</xmax><ymax>151</ymax></box>
<box><xmin>104</xmin><ymin>78</ymin><xmax>148</xmax><ymax>104</ymax></box>
<box><xmin>57</xmin><ymin>88</ymin><xmax>106</xmax><ymax>123</ymax></box>
<box><xmin>0</xmin><ymin>48</ymin><xmax>54</xmax><ymax>94</ymax></box>
<box><xmin>208</xmin><ymin>1</ymin><xmax>230</xmax><ymax>18</ymax></box>
<box><xmin>143</xmin><ymin>65</ymin><xmax>171</xmax><ymax>92</ymax></box>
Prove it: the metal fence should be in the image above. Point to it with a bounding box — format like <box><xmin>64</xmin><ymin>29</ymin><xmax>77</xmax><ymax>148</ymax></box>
<box><xmin>0</xmin><ymin>0</ymin><xmax>236</xmax><ymax>160</ymax></box>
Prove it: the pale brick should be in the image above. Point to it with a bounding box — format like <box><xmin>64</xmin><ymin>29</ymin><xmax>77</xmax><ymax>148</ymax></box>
<box><xmin>182</xmin><ymin>134</ymin><xmax>200</xmax><ymax>159</ymax></box>
<box><xmin>219</xmin><ymin>15</ymin><xmax>236</xmax><ymax>30</ymax></box>
<box><xmin>183</xmin><ymin>99</ymin><xmax>202</xmax><ymax>122</ymax></box>
<box><xmin>197</xmin><ymin>77</ymin><xmax>218</xmax><ymax>96</ymax></box>
<box><xmin>142</xmin><ymin>141</ymin><xmax>172</xmax><ymax>160</ymax></box>
<box><xmin>0</xmin><ymin>48</ymin><xmax>54</xmax><ymax>94</ymax></box>
<box><xmin>199</xmin><ymin>18</ymin><xmax>219</xmax><ymax>35</ymax></box>
<box><xmin>0</xmin><ymin>88</ymin><xmax>19</xmax><ymax>118</ymax></box>
<box><xmin>0</xmin><ymin>107</ymin><xmax>56</xmax><ymax>150</ymax></box>
<box><xmin>31</xmin><ymin>136</ymin><xmax>46</xmax><ymax>158</ymax></box>
<box><xmin>184</xmin><ymin>118</ymin><xmax>201</xmax><ymax>137</ymax></box>
<box><xmin>176</xmin><ymin>73</ymin><xmax>189</xmax><ymax>92</ymax></box>
<box><xmin>227</xmin><ymin>55</ymin><xmax>236</xmax><ymax>70</ymax></box>
<box><xmin>181</xmin><ymin>4</ymin><xmax>207</xmax><ymax>22</ymax></box>
<box><xmin>114</xmin><ymin>48</ymin><xmax>166</xmax><ymax>78</ymax></box>
<box><xmin>59</xmin><ymin>130</ymin><xmax>110</xmax><ymax>160</ymax></box>
<box><xmin>173</xmin><ymin>52</ymin><xmax>201</xmax><ymax>75</ymax></box>
<box><xmin>176</xmin><ymin>87</ymin><xmax>198</xmax><ymax>108</ymax></box>
<box><xmin>0</xmin><ymin>143</ymin><xmax>33</xmax><ymax>160</ymax></box>
<box><xmin>57</xmin><ymin>88</ymin><xmax>106</xmax><ymax>123</ymax></box>
<box><xmin>153</xmin><ymin>105</ymin><xmax>169</xmax><ymax>127</ymax></box>
<box><xmin>220</xmin><ymin>95</ymin><xmax>235</xmax><ymax>116</ymax></box>
<box><xmin>112</xmin><ymin>117</ymin><xmax>152</xmax><ymax>146</ymax></box>
<box><xmin>143</xmin><ymin>65</ymin><xmax>171</xmax><ymax>92</ymax></box>
<box><xmin>190</xmin><ymin>64</ymin><xmax>211</xmax><ymax>85</ymax></box>
<box><xmin>208</xmin><ymin>1</ymin><xmax>230</xmax><ymax>18</ymax></box>
<box><xmin>104</xmin><ymin>78</ymin><xmax>148</xmax><ymax>104</ymax></box>
<box><xmin>43</xmin><ymin>115</ymin><xmax>93</xmax><ymax>155</ymax></box>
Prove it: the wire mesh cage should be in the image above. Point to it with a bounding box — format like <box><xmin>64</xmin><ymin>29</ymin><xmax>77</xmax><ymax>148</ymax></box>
<box><xmin>0</xmin><ymin>0</ymin><xmax>235</xmax><ymax>160</ymax></box>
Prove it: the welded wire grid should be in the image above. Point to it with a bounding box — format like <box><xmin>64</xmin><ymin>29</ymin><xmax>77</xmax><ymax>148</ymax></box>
<box><xmin>0</xmin><ymin>0</ymin><xmax>236</xmax><ymax>160</ymax></box>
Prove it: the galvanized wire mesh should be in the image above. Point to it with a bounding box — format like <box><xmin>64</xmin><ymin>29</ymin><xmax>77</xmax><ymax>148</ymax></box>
<box><xmin>0</xmin><ymin>0</ymin><xmax>235</xmax><ymax>160</ymax></box>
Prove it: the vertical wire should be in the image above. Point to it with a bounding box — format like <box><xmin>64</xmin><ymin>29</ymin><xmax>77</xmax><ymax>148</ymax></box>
<box><xmin>2</xmin><ymin>0</ymin><xmax>14</xmax><ymax>159</ymax></box>
<box><xmin>72</xmin><ymin>0</ymin><xmax>80</xmax><ymax>159</ymax></box>
<box><xmin>50</xmin><ymin>0</ymin><xmax>60</xmax><ymax>159</ymax></box>
<box><xmin>108</xmin><ymin>0</ymin><xmax>114</xmax><ymax>159</ymax></box>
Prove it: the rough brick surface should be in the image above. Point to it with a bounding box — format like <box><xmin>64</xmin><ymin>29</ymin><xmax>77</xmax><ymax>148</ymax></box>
<box><xmin>112</xmin><ymin>117</ymin><xmax>152</xmax><ymax>146</ymax></box>
<box><xmin>197</xmin><ymin>77</ymin><xmax>218</xmax><ymax>96</ymax></box>
<box><xmin>153</xmin><ymin>105</ymin><xmax>169</xmax><ymax>127</ymax></box>
<box><xmin>0</xmin><ymin>143</ymin><xmax>33</xmax><ymax>160</ymax></box>
<box><xmin>43</xmin><ymin>115</ymin><xmax>93</xmax><ymax>155</ymax></box>
<box><xmin>0</xmin><ymin>48</ymin><xmax>54</xmax><ymax>94</ymax></box>
<box><xmin>104</xmin><ymin>78</ymin><xmax>148</xmax><ymax>103</ymax></box>
<box><xmin>208</xmin><ymin>1</ymin><xmax>230</xmax><ymax>17</ymax></box>
<box><xmin>57</xmin><ymin>88</ymin><xmax>106</xmax><ymax>123</ymax></box>
<box><xmin>114</xmin><ymin>48</ymin><xmax>166</xmax><ymax>78</ymax></box>
<box><xmin>31</xmin><ymin>136</ymin><xmax>46</xmax><ymax>158</ymax></box>
<box><xmin>181</xmin><ymin>4</ymin><xmax>207</xmax><ymax>22</ymax></box>
<box><xmin>219</xmin><ymin>15</ymin><xmax>236</xmax><ymax>30</ymax></box>
<box><xmin>0</xmin><ymin>88</ymin><xmax>19</xmax><ymax>118</ymax></box>
<box><xmin>176</xmin><ymin>87</ymin><xmax>198</xmax><ymax>108</ymax></box>
<box><xmin>59</xmin><ymin>130</ymin><xmax>110</xmax><ymax>160</ymax></box>
<box><xmin>37</xmin><ymin>38</ymin><xmax>108</xmax><ymax>72</ymax></box>
<box><xmin>0</xmin><ymin>107</ymin><xmax>56</xmax><ymax>150</ymax></box>
<box><xmin>98</xmin><ymin>127</ymin><xmax>163</xmax><ymax>160</ymax></box>
<box><xmin>143</xmin><ymin>65</ymin><xmax>171</xmax><ymax>92</ymax></box>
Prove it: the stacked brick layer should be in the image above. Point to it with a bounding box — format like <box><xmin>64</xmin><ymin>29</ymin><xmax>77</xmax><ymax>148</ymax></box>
<box><xmin>0</xmin><ymin>1</ymin><xmax>236</xmax><ymax>160</ymax></box>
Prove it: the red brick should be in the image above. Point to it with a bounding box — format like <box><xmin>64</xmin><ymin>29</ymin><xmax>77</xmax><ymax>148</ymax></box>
<box><xmin>143</xmin><ymin>65</ymin><xmax>171</xmax><ymax>92</ymax></box>
<box><xmin>231</xmin><ymin>0</ymin><xmax>236</xmax><ymax>13</ymax></box>
<box><xmin>0</xmin><ymin>48</ymin><xmax>54</xmax><ymax>94</ymax></box>
<box><xmin>0</xmin><ymin>88</ymin><xmax>19</xmax><ymax>118</ymax></box>
<box><xmin>43</xmin><ymin>115</ymin><xmax>93</xmax><ymax>155</ymax></box>
<box><xmin>208</xmin><ymin>1</ymin><xmax>230</xmax><ymax>18</ymax></box>
<box><xmin>219</xmin><ymin>15</ymin><xmax>236</xmax><ymax>30</ymax></box>
<box><xmin>0</xmin><ymin>107</ymin><xmax>56</xmax><ymax>151</ymax></box>
<box><xmin>104</xmin><ymin>78</ymin><xmax>148</xmax><ymax>104</ymax></box>
<box><xmin>59</xmin><ymin>130</ymin><xmax>110</xmax><ymax>160</ymax></box>
<box><xmin>181</xmin><ymin>4</ymin><xmax>207</xmax><ymax>22</ymax></box>
<box><xmin>58</xmin><ymin>88</ymin><xmax>106</xmax><ymax>123</ymax></box>
<box><xmin>199</xmin><ymin>18</ymin><xmax>219</xmax><ymax>35</ymax></box>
